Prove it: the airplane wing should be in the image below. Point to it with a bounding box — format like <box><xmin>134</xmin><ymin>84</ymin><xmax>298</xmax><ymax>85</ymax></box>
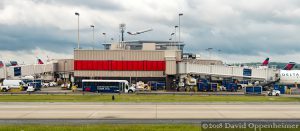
<box><xmin>127</xmin><ymin>28</ymin><xmax>153</xmax><ymax>35</ymax></box>
<box><xmin>127</xmin><ymin>32</ymin><xmax>136</xmax><ymax>35</ymax></box>
<box><xmin>137</xmin><ymin>29</ymin><xmax>153</xmax><ymax>34</ymax></box>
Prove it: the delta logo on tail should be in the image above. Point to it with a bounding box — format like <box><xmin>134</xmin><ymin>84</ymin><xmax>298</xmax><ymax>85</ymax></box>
<box><xmin>283</xmin><ymin>62</ymin><xmax>296</xmax><ymax>70</ymax></box>
<box><xmin>261</xmin><ymin>58</ymin><xmax>269</xmax><ymax>66</ymax></box>
<box><xmin>37</xmin><ymin>57</ymin><xmax>44</xmax><ymax>64</ymax></box>
<box><xmin>10</xmin><ymin>61</ymin><xmax>18</xmax><ymax>66</ymax></box>
<box><xmin>0</xmin><ymin>61</ymin><xmax>4</xmax><ymax>68</ymax></box>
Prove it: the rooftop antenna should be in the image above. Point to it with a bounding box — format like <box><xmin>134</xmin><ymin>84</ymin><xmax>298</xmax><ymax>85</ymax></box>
<box><xmin>119</xmin><ymin>23</ymin><xmax>126</xmax><ymax>49</ymax></box>
<box><xmin>119</xmin><ymin>23</ymin><xmax>126</xmax><ymax>42</ymax></box>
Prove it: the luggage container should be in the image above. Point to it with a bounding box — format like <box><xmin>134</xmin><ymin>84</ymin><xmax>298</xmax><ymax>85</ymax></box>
<box><xmin>198</xmin><ymin>82</ymin><xmax>209</xmax><ymax>92</ymax></box>
<box><xmin>245</xmin><ymin>86</ymin><xmax>262</xmax><ymax>94</ymax></box>
<box><xmin>274</xmin><ymin>84</ymin><xmax>279</xmax><ymax>90</ymax></box>
<box><xmin>211</xmin><ymin>83</ymin><xmax>218</xmax><ymax>92</ymax></box>
<box><xmin>226</xmin><ymin>83</ymin><xmax>237</xmax><ymax>92</ymax></box>
<box><xmin>148</xmin><ymin>81</ymin><xmax>165</xmax><ymax>90</ymax></box>
<box><xmin>274</xmin><ymin>84</ymin><xmax>287</xmax><ymax>94</ymax></box>
<box><xmin>278</xmin><ymin>85</ymin><xmax>286</xmax><ymax>94</ymax></box>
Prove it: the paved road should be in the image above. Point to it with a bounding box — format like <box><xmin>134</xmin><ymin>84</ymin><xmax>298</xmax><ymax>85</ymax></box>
<box><xmin>0</xmin><ymin>102</ymin><xmax>299</xmax><ymax>119</ymax></box>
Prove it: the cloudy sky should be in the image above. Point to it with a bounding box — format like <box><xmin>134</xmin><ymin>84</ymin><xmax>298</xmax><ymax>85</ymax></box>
<box><xmin>1</xmin><ymin>0</ymin><xmax>300</xmax><ymax>64</ymax></box>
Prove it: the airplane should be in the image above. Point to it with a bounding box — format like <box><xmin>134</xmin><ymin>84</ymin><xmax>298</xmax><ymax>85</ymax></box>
<box><xmin>279</xmin><ymin>70</ymin><xmax>300</xmax><ymax>85</ymax></box>
<box><xmin>127</xmin><ymin>28</ymin><xmax>153</xmax><ymax>35</ymax></box>
<box><xmin>260</xmin><ymin>59</ymin><xmax>299</xmax><ymax>87</ymax></box>
<box><xmin>265</xmin><ymin>62</ymin><xmax>298</xmax><ymax>85</ymax></box>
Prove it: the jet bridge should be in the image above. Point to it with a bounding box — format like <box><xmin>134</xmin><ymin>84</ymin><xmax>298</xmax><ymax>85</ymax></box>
<box><xmin>177</xmin><ymin>62</ymin><xmax>279</xmax><ymax>81</ymax></box>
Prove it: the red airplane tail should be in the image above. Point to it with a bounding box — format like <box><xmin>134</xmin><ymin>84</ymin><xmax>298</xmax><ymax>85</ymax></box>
<box><xmin>0</xmin><ymin>61</ymin><xmax>4</xmax><ymax>68</ymax></box>
<box><xmin>37</xmin><ymin>58</ymin><xmax>44</xmax><ymax>64</ymax></box>
<box><xmin>283</xmin><ymin>62</ymin><xmax>296</xmax><ymax>70</ymax></box>
<box><xmin>10</xmin><ymin>61</ymin><xmax>18</xmax><ymax>66</ymax></box>
<box><xmin>261</xmin><ymin>58</ymin><xmax>269</xmax><ymax>66</ymax></box>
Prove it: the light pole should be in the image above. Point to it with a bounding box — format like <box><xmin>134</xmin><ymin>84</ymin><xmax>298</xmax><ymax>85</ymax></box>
<box><xmin>218</xmin><ymin>49</ymin><xmax>222</xmax><ymax>55</ymax></box>
<box><xmin>170</xmin><ymin>32</ymin><xmax>175</xmax><ymax>48</ymax></box>
<box><xmin>90</xmin><ymin>25</ymin><xmax>95</xmax><ymax>49</ymax></box>
<box><xmin>174</xmin><ymin>26</ymin><xmax>178</xmax><ymax>50</ymax></box>
<box><xmin>170</xmin><ymin>32</ymin><xmax>175</xmax><ymax>40</ymax></box>
<box><xmin>206</xmin><ymin>48</ymin><xmax>213</xmax><ymax>59</ymax></box>
<box><xmin>119</xmin><ymin>23</ymin><xmax>126</xmax><ymax>42</ymax></box>
<box><xmin>178</xmin><ymin>13</ymin><xmax>183</xmax><ymax>42</ymax></box>
<box><xmin>102</xmin><ymin>33</ymin><xmax>106</xmax><ymax>43</ymax></box>
<box><xmin>75</xmin><ymin>12</ymin><xmax>80</xmax><ymax>49</ymax></box>
<box><xmin>217</xmin><ymin>49</ymin><xmax>222</xmax><ymax>61</ymax></box>
<box><xmin>174</xmin><ymin>26</ymin><xmax>178</xmax><ymax>41</ymax></box>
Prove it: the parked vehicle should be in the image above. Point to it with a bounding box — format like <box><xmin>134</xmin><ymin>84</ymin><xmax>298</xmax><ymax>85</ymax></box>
<box><xmin>26</xmin><ymin>84</ymin><xmax>35</xmax><ymax>92</ymax></box>
<box><xmin>135</xmin><ymin>81</ymin><xmax>150</xmax><ymax>92</ymax></box>
<box><xmin>22</xmin><ymin>79</ymin><xmax>42</xmax><ymax>91</ymax></box>
<box><xmin>42</xmin><ymin>83</ymin><xmax>50</xmax><ymax>87</ymax></box>
<box><xmin>82</xmin><ymin>79</ymin><xmax>135</xmax><ymax>93</ymax></box>
<box><xmin>237</xmin><ymin>80</ymin><xmax>252</xmax><ymax>89</ymax></box>
<box><xmin>49</xmin><ymin>82</ymin><xmax>57</xmax><ymax>87</ymax></box>
<box><xmin>0</xmin><ymin>79</ymin><xmax>27</xmax><ymax>92</ymax></box>
<box><xmin>27</xmin><ymin>82</ymin><xmax>42</xmax><ymax>91</ymax></box>
<box><xmin>268</xmin><ymin>89</ymin><xmax>281</xmax><ymax>96</ymax></box>
<box><xmin>43</xmin><ymin>82</ymin><xmax>58</xmax><ymax>87</ymax></box>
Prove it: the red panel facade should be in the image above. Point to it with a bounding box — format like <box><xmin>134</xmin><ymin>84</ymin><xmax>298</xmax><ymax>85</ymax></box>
<box><xmin>74</xmin><ymin>60</ymin><xmax>165</xmax><ymax>71</ymax></box>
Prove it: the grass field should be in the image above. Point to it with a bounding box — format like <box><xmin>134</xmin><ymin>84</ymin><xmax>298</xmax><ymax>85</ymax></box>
<box><xmin>0</xmin><ymin>94</ymin><xmax>299</xmax><ymax>102</ymax></box>
<box><xmin>0</xmin><ymin>124</ymin><xmax>298</xmax><ymax>131</ymax></box>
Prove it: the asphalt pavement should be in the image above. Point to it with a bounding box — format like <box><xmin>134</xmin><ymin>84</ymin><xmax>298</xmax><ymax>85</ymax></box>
<box><xmin>0</xmin><ymin>102</ymin><xmax>299</xmax><ymax>120</ymax></box>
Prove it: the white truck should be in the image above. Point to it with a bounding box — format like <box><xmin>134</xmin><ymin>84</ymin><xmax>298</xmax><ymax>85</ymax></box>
<box><xmin>268</xmin><ymin>89</ymin><xmax>281</xmax><ymax>96</ymax></box>
<box><xmin>1</xmin><ymin>80</ymin><xmax>26</xmax><ymax>92</ymax></box>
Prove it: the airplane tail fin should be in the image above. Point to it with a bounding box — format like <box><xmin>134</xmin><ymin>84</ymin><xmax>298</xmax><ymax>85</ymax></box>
<box><xmin>37</xmin><ymin>58</ymin><xmax>44</xmax><ymax>64</ymax></box>
<box><xmin>10</xmin><ymin>61</ymin><xmax>18</xmax><ymax>66</ymax></box>
<box><xmin>0</xmin><ymin>61</ymin><xmax>4</xmax><ymax>68</ymax></box>
<box><xmin>283</xmin><ymin>62</ymin><xmax>296</xmax><ymax>70</ymax></box>
<box><xmin>261</xmin><ymin>58</ymin><xmax>269</xmax><ymax>66</ymax></box>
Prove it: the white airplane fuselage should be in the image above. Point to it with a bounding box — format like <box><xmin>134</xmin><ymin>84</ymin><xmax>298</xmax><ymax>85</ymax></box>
<box><xmin>279</xmin><ymin>70</ymin><xmax>300</xmax><ymax>85</ymax></box>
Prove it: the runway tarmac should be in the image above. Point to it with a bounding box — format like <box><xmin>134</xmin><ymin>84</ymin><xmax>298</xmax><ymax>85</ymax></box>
<box><xmin>0</xmin><ymin>102</ymin><xmax>299</xmax><ymax>119</ymax></box>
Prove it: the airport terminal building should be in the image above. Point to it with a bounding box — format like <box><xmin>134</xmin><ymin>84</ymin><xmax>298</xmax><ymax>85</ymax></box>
<box><xmin>73</xmin><ymin>41</ymin><xmax>183</xmax><ymax>88</ymax></box>
<box><xmin>0</xmin><ymin>40</ymin><xmax>279</xmax><ymax>91</ymax></box>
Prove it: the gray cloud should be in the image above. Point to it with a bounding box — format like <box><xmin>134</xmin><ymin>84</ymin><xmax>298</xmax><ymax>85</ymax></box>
<box><xmin>180</xmin><ymin>0</ymin><xmax>300</xmax><ymax>56</ymax></box>
<box><xmin>2</xmin><ymin>0</ymin><xmax>300</xmax><ymax>63</ymax></box>
<box><xmin>32</xmin><ymin>0</ymin><xmax>125</xmax><ymax>11</ymax></box>
<box><xmin>0</xmin><ymin>24</ymin><xmax>77</xmax><ymax>53</ymax></box>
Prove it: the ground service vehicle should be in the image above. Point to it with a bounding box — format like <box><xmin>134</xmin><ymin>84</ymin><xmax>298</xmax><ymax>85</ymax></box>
<box><xmin>268</xmin><ymin>90</ymin><xmax>281</xmax><ymax>96</ymax></box>
<box><xmin>82</xmin><ymin>80</ymin><xmax>135</xmax><ymax>93</ymax></box>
